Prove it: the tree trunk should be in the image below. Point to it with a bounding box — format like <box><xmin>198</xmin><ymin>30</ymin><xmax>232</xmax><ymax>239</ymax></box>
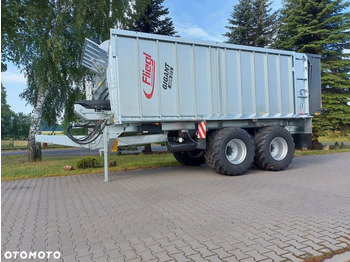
<box><xmin>27</xmin><ymin>88</ymin><xmax>49</xmax><ymax>162</ymax></box>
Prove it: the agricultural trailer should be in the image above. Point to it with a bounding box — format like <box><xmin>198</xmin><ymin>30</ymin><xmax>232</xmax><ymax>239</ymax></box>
<box><xmin>36</xmin><ymin>29</ymin><xmax>322</xmax><ymax>182</ymax></box>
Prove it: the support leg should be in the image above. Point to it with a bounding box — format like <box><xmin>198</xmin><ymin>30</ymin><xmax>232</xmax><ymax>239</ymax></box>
<box><xmin>103</xmin><ymin>128</ymin><xmax>109</xmax><ymax>182</ymax></box>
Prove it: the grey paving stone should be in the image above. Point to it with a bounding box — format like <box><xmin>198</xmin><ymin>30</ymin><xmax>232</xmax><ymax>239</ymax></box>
<box><xmin>228</xmin><ymin>249</ymin><xmax>250</xmax><ymax>260</ymax></box>
<box><xmin>62</xmin><ymin>254</ymin><xmax>77</xmax><ymax>262</ymax></box>
<box><xmin>300</xmin><ymin>246</ymin><xmax>323</xmax><ymax>257</ymax></box>
<box><xmin>142</xmin><ymin>237</ymin><xmax>157</xmax><ymax>247</ymax></box>
<box><xmin>282</xmin><ymin>252</ymin><xmax>303</xmax><ymax>262</ymax></box>
<box><xmin>154</xmin><ymin>251</ymin><xmax>173</xmax><ymax>261</ymax></box>
<box><xmin>172</xmin><ymin>239</ymin><xmax>188</xmax><ymax>248</ymax></box>
<box><xmin>102</xmin><ymin>241</ymin><xmax>119</xmax><ymax>252</ymax></box>
<box><xmin>195</xmin><ymin>246</ymin><xmax>215</xmax><ymax>258</ymax></box>
<box><xmin>110</xmin><ymin>257</ymin><xmax>127</xmax><ymax>262</ymax></box>
<box><xmin>106</xmin><ymin>249</ymin><xmax>124</xmax><ymax>260</ymax></box>
<box><xmin>132</xmin><ymin>243</ymin><xmax>149</xmax><ymax>253</ymax></box>
<box><xmin>186</xmin><ymin>240</ymin><xmax>204</xmax><ymax>250</ymax></box>
<box><xmin>321</xmin><ymin>236</ymin><xmax>341</xmax><ymax>245</ymax></box>
<box><xmin>234</xmin><ymin>242</ymin><xmax>254</xmax><ymax>253</ymax></box>
<box><xmin>240</xmin><ymin>257</ymin><xmax>255</xmax><ymax>262</ymax></box>
<box><xmin>222</xmin><ymin>256</ymin><xmax>240</xmax><ymax>262</ymax></box>
<box><xmin>177</xmin><ymin>245</ymin><xmax>198</xmax><ymax>256</ymax></box>
<box><xmin>247</xmin><ymin>244</ymin><xmax>270</xmax><ymax>255</ymax></box>
<box><xmin>246</xmin><ymin>250</ymin><xmax>268</xmax><ymax>261</ymax></box>
<box><xmin>163</xmin><ymin>245</ymin><xmax>180</xmax><ymax>255</ymax></box>
<box><xmin>78</xmin><ymin>255</ymin><xmax>94</xmax><ymax>262</ymax></box>
<box><xmin>205</xmin><ymin>254</ymin><xmax>222</xmax><ymax>262</ymax></box>
<box><xmin>60</xmin><ymin>245</ymin><xmax>75</xmax><ymax>256</ymax></box>
<box><xmin>286</xmin><ymin>239</ymin><xmax>308</xmax><ymax>250</ymax></box>
<box><xmin>321</xmin><ymin>241</ymin><xmax>343</xmax><ymax>251</ymax></box>
<box><xmin>267</xmin><ymin>244</ymin><xmax>288</xmax><ymax>256</ymax></box>
<box><xmin>263</xmin><ymin>251</ymin><xmax>285</xmax><ymax>262</ymax></box>
<box><xmin>211</xmin><ymin>248</ymin><xmax>232</xmax><ymax>259</ymax></box>
<box><xmin>336</xmin><ymin>237</ymin><xmax>350</xmax><ymax>245</ymax></box>
<box><xmin>284</xmin><ymin>245</ymin><xmax>306</xmax><ymax>257</ymax></box>
<box><xmin>187</xmin><ymin>253</ymin><xmax>207</xmax><ymax>262</ymax></box>
<box><xmin>94</xmin><ymin>257</ymin><xmax>109</xmax><ymax>262</ymax></box>
<box><xmin>336</xmin><ymin>242</ymin><xmax>349</xmax><ymax>249</ymax></box>
<box><xmin>254</xmin><ymin>238</ymin><xmax>274</xmax><ymax>248</ymax></box>
<box><xmin>170</xmin><ymin>252</ymin><xmax>190</xmax><ymax>261</ymax></box>
<box><xmin>147</xmin><ymin>244</ymin><xmax>163</xmax><ymax>254</ymax></box>
<box><xmin>157</xmin><ymin>238</ymin><xmax>173</xmax><ymax>248</ymax></box>
<box><xmin>91</xmin><ymin>248</ymin><xmax>107</xmax><ymax>259</ymax></box>
<box><xmin>76</xmin><ymin>247</ymin><xmax>92</xmax><ymax>258</ymax></box>
<box><xmin>137</xmin><ymin>250</ymin><xmax>156</xmax><ymax>261</ymax></box>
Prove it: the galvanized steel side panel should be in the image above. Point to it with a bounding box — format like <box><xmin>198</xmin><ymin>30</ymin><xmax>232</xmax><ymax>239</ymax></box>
<box><xmin>109</xmin><ymin>30</ymin><xmax>308</xmax><ymax>123</ymax></box>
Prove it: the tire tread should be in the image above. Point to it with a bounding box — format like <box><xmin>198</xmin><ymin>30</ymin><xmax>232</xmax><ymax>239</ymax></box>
<box><xmin>205</xmin><ymin>128</ymin><xmax>255</xmax><ymax>176</ymax></box>
<box><xmin>254</xmin><ymin>126</ymin><xmax>295</xmax><ymax>171</ymax></box>
<box><xmin>173</xmin><ymin>151</ymin><xmax>205</xmax><ymax>166</ymax></box>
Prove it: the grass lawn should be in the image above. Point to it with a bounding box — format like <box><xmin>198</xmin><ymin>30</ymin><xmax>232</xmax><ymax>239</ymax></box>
<box><xmin>2</xmin><ymin>148</ymin><xmax>350</xmax><ymax>181</ymax></box>
<box><xmin>294</xmin><ymin>148</ymin><xmax>350</xmax><ymax>156</ymax></box>
<box><xmin>1</xmin><ymin>153</ymin><xmax>181</xmax><ymax>181</ymax></box>
<box><xmin>319</xmin><ymin>132</ymin><xmax>350</xmax><ymax>143</ymax></box>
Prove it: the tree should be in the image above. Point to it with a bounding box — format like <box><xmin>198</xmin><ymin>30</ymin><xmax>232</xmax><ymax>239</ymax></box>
<box><xmin>276</xmin><ymin>0</ymin><xmax>350</xmax><ymax>136</ymax></box>
<box><xmin>251</xmin><ymin>0</ymin><xmax>278</xmax><ymax>47</ymax></box>
<box><xmin>223</xmin><ymin>0</ymin><xmax>254</xmax><ymax>45</ymax></box>
<box><xmin>132</xmin><ymin>0</ymin><xmax>176</xmax><ymax>36</ymax></box>
<box><xmin>223</xmin><ymin>0</ymin><xmax>277</xmax><ymax>47</ymax></box>
<box><xmin>1</xmin><ymin>0</ymin><xmax>132</xmax><ymax>161</ymax></box>
<box><xmin>1</xmin><ymin>85</ymin><xmax>31</xmax><ymax>140</ymax></box>
<box><xmin>1</xmin><ymin>84</ymin><xmax>15</xmax><ymax>139</ymax></box>
<box><xmin>10</xmin><ymin>113</ymin><xmax>31</xmax><ymax>140</ymax></box>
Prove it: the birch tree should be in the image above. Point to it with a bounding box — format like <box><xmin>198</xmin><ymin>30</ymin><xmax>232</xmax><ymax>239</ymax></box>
<box><xmin>2</xmin><ymin>0</ymin><xmax>132</xmax><ymax>161</ymax></box>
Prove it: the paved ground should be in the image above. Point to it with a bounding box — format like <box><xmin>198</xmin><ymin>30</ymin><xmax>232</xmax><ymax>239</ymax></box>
<box><xmin>2</xmin><ymin>153</ymin><xmax>350</xmax><ymax>262</ymax></box>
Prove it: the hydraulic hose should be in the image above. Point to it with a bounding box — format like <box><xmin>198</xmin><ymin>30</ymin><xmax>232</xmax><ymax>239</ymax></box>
<box><xmin>66</xmin><ymin>119</ymin><xmax>107</xmax><ymax>145</ymax></box>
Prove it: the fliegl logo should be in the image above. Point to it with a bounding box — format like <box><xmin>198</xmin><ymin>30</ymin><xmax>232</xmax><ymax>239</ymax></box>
<box><xmin>142</xmin><ymin>52</ymin><xmax>155</xmax><ymax>99</ymax></box>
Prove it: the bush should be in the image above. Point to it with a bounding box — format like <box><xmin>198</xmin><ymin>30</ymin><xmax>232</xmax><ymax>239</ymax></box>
<box><xmin>76</xmin><ymin>157</ymin><xmax>100</xmax><ymax>169</ymax></box>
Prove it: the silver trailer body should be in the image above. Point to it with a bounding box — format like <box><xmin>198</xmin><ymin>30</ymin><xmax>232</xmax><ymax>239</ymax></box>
<box><xmin>107</xmin><ymin>30</ymin><xmax>313</xmax><ymax>123</ymax></box>
<box><xmin>36</xmin><ymin>29</ymin><xmax>322</xmax><ymax>181</ymax></box>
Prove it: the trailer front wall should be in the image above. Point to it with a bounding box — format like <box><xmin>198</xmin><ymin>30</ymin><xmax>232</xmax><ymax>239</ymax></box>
<box><xmin>109</xmin><ymin>30</ymin><xmax>307</xmax><ymax>123</ymax></box>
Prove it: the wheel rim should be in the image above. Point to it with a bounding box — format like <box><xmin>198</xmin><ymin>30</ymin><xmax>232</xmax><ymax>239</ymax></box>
<box><xmin>225</xmin><ymin>139</ymin><xmax>247</xmax><ymax>165</ymax></box>
<box><xmin>269</xmin><ymin>137</ymin><xmax>288</xmax><ymax>161</ymax></box>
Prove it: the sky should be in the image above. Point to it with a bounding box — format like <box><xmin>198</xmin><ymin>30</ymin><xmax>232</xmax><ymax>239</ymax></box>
<box><xmin>0</xmin><ymin>0</ymin><xmax>346</xmax><ymax>114</ymax></box>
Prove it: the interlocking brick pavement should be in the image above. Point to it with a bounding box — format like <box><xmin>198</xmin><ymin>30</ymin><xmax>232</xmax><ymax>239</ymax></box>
<box><xmin>2</xmin><ymin>153</ymin><xmax>350</xmax><ymax>261</ymax></box>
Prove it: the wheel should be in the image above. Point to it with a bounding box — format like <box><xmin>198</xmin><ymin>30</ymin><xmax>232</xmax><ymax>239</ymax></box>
<box><xmin>173</xmin><ymin>150</ymin><xmax>205</xmax><ymax>166</ymax></box>
<box><xmin>254</xmin><ymin>126</ymin><xmax>295</xmax><ymax>171</ymax></box>
<box><xmin>204</xmin><ymin>132</ymin><xmax>215</xmax><ymax>168</ymax></box>
<box><xmin>205</xmin><ymin>128</ymin><xmax>255</xmax><ymax>176</ymax></box>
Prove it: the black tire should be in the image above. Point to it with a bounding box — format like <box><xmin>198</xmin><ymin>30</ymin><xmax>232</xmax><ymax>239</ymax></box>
<box><xmin>205</xmin><ymin>128</ymin><xmax>255</xmax><ymax>176</ymax></box>
<box><xmin>173</xmin><ymin>150</ymin><xmax>205</xmax><ymax>166</ymax></box>
<box><xmin>204</xmin><ymin>132</ymin><xmax>215</xmax><ymax>169</ymax></box>
<box><xmin>254</xmin><ymin>126</ymin><xmax>295</xmax><ymax>171</ymax></box>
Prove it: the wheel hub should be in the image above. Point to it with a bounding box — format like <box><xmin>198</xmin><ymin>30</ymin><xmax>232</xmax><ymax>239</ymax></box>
<box><xmin>269</xmin><ymin>137</ymin><xmax>288</xmax><ymax>161</ymax></box>
<box><xmin>225</xmin><ymin>139</ymin><xmax>247</xmax><ymax>165</ymax></box>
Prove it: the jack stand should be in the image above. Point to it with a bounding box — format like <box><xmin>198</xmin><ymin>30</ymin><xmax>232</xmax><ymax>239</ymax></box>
<box><xmin>103</xmin><ymin>127</ymin><xmax>109</xmax><ymax>182</ymax></box>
